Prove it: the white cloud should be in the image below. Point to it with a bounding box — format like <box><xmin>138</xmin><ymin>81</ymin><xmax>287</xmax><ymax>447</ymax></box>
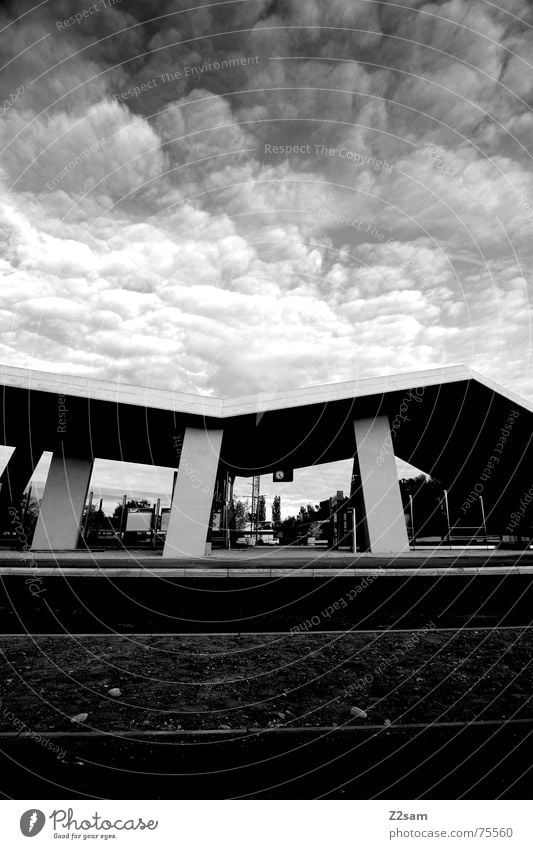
<box><xmin>0</xmin><ymin>0</ymin><xmax>529</xmax><ymax>405</ymax></box>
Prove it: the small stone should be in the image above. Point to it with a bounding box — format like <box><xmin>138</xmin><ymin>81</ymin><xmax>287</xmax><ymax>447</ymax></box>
<box><xmin>70</xmin><ymin>712</ymin><xmax>88</xmax><ymax>724</ymax></box>
<box><xmin>219</xmin><ymin>724</ymin><xmax>231</xmax><ymax>730</ymax></box>
<box><xmin>350</xmin><ymin>707</ymin><xmax>367</xmax><ymax>719</ymax></box>
<box><xmin>384</xmin><ymin>719</ymin><xmax>392</xmax><ymax>727</ymax></box>
<box><xmin>107</xmin><ymin>688</ymin><xmax>122</xmax><ymax>697</ymax></box>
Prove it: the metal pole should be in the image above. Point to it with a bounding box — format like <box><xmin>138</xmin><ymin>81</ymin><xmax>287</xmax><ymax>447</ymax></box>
<box><xmin>153</xmin><ymin>498</ymin><xmax>160</xmax><ymax>549</ymax></box>
<box><xmin>443</xmin><ymin>489</ymin><xmax>451</xmax><ymax>547</ymax></box>
<box><xmin>409</xmin><ymin>494</ymin><xmax>415</xmax><ymax>548</ymax></box>
<box><xmin>479</xmin><ymin>495</ymin><xmax>488</xmax><ymax>544</ymax></box>
<box><xmin>254</xmin><ymin>476</ymin><xmax>260</xmax><ymax>544</ymax></box>
<box><xmin>351</xmin><ymin>508</ymin><xmax>356</xmax><ymax>555</ymax></box>
<box><xmin>250</xmin><ymin>485</ymin><xmax>255</xmax><ymax>546</ymax></box>
<box><xmin>225</xmin><ymin>472</ymin><xmax>231</xmax><ymax>550</ymax></box>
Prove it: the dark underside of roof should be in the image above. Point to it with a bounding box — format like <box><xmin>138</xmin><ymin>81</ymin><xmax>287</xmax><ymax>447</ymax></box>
<box><xmin>1</xmin><ymin>377</ymin><xmax>532</xmax><ymax>525</ymax></box>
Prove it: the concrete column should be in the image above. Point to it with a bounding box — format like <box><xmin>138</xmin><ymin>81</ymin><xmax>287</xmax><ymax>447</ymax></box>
<box><xmin>353</xmin><ymin>416</ymin><xmax>409</xmax><ymax>553</ymax></box>
<box><xmin>31</xmin><ymin>452</ymin><xmax>93</xmax><ymax>551</ymax></box>
<box><xmin>0</xmin><ymin>445</ymin><xmax>43</xmax><ymax>532</ymax></box>
<box><xmin>162</xmin><ymin>427</ymin><xmax>224</xmax><ymax>558</ymax></box>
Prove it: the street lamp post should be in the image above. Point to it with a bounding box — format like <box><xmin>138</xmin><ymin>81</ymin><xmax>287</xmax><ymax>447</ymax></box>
<box><xmin>479</xmin><ymin>495</ymin><xmax>488</xmax><ymax>544</ymax></box>
<box><xmin>409</xmin><ymin>494</ymin><xmax>415</xmax><ymax>548</ymax></box>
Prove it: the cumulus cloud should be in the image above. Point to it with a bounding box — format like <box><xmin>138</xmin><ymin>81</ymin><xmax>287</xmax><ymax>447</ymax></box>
<box><xmin>0</xmin><ymin>0</ymin><xmax>530</xmax><ymax>409</ymax></box>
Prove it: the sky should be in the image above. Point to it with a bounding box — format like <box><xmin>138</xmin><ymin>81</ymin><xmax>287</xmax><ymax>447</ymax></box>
<box><xmin>1</xmin><ymin>0</ymin><xmax>533</xmax><ymax>516</ymax></box>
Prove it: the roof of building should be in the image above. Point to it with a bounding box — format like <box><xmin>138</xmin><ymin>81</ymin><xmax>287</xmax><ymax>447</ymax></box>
<box><xmin>1</xmin><ymin>363</ymin><xmax>532</xmax><ymax>508</ymax></box>
<box><xmin>1</xmin><ymin>362</ymin><xmax>531</xmax><ymax>418</ymax></box>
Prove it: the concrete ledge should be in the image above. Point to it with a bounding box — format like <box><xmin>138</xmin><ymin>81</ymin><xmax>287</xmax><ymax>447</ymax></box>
<box><xmin>0</xmin><ymin>565</ymin><xmax>532</xmax><ymax>577</ymax></box>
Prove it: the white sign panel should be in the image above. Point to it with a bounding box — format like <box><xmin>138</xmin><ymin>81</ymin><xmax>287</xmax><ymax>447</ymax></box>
<box><xmin>125</xmin><ymin>509</ymin><xmax>152</xmax><ymax>532</ymax></box>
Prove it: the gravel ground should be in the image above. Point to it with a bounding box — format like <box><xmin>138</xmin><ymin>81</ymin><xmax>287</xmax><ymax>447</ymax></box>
<box><xmin>0</xmin><ymin>629</ymin><xmax>531</xmax><ymax>733</ymax></box>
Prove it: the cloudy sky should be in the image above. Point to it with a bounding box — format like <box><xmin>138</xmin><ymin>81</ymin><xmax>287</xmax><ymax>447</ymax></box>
<box><xmin>1</xmin><ymin>0</ymin><xmax>532</xmax><ymax>514</ymax></box>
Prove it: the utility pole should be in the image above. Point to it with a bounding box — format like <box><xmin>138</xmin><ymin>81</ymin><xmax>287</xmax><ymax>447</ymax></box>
<box><xmin>251</xmin><ymin>475</ymin><xmax>260</xmax><ymax>543</ymax></box>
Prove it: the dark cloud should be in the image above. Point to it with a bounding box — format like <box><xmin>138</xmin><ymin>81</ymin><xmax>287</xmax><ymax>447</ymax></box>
<box><xmin>0</xmin><ymin>0</ymin><xmax>530</xmax><ymax>400</ymax></box>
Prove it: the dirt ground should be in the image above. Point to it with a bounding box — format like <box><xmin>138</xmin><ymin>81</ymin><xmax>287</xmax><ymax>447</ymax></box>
<box><xmin>0</xmin><ymin>628</ymin><xmax>531</xmax><ymax>732</ymax></box>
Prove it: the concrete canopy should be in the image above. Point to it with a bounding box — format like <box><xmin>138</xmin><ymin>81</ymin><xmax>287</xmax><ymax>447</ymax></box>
<box><xmin>0</xmin><ymin>363</ymin><xmax>532</xmax><ymax>553</ymax></box>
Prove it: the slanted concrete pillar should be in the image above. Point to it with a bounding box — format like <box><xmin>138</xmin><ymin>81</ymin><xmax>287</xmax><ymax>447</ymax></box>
<box><xmin>162</xmin><ymin>427</ymin><xmax>224</xmax><ymax>558</ymax></box>
<box><xmin>353</xmin><ymin>416</ymin><xmax>409</xmax><ymax>553</ymax></box>
<box><xmin>0</xmin><ymin>445</ymin><xmax>43</xmax><ymax>533</ymax></box>
<box><xmin>31</xmin><ymin>452</ymin><xmax>93</xmax><ymax>551</ymax></box>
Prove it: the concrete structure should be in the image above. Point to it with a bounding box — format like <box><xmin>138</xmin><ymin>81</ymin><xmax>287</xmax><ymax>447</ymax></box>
<box><xmin>31</xmin><ymin>453</ymin><xmax>93</xmax><ymax>551</ymax></box>
<box><xmin>0</xmin><ymin>363</ymin><xmax>532</xmax><ymax>557</ymax></box>
<box><xmin>164</xmin><ymin>427</ymin><xmax>224</xmax><ymax>558</ymax></box>
<box><xmin>352</xmin><ymin>417</ymin><xmax>409</xmax><ymax>553</ymax></box>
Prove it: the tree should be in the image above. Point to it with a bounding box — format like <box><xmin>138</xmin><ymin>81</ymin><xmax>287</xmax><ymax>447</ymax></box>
<box><xmin>298</xmin><ymin>504</ymin><xmax>319</xmax><ymax>523</ymax></box>
<box><xmin>399</xmin><ymin>476</ymin><xmax>445</xmax><ymax>537</ymax></box>
<box><xmin>272</xmin><ymin>495</ymin><xmax>281</xmax><ymax>527</ymax></box>
<box><xmin>257</xmin><ymin>495</ymin><xmax>266</xmax><ymax>523</ymax></box>
<box><xmin>278</xmin><ymin>504</ymin><xmax>320</xmax><ymax>544</ymax></box>
<box><xmin>21</xmin><ymin>495</ymin><xmax>40</xmax><ymax>537</ymax></box>
<box><xmin>113</xmin><ymin>499</ymin><xmax>151</xmax><ymax>525</ymax></box>
<box><xmin>233</xmin><ymin>499</ymin><xmax>248</xmax><ymax>531</ymax></box>
<box><xmin>278</xmin><ymin>514</ymin><xmax>298</xmax><ymax>544</ymax></box>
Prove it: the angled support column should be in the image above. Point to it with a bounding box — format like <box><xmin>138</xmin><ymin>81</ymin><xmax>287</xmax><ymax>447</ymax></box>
<box><xmin>0</xmin><ymin>445</ymin><xmax>43</xmax><ymax>533</ymax></box>
<box><xmin>162</xmin><ymin>427</ymin><xmax>224</xmax><ymax>558</ymax></box>
<box><xmin>353</xmin><ymin>416</ymin><xmax>409</xmax><ymax>553</ymax></box>
<box><xmin>31</xmin><ymin>452</ymin><xmax>93</xmax><ymax>551</ymax></box>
